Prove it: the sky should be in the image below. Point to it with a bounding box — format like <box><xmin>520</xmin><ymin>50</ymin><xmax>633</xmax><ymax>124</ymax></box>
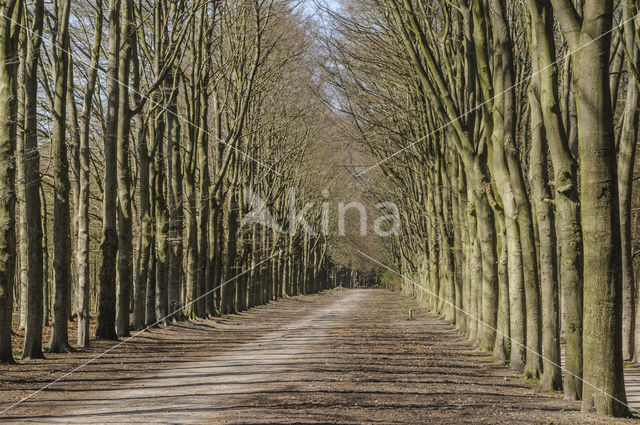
<box><xmin>303</xmin><ymin>0</ymin><xmax>341</xmax><ymax>16</ymax></box>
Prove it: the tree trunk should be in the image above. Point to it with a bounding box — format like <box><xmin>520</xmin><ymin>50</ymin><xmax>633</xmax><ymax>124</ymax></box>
<box><xmin>133</xmin><ymin>116</ymin><xmax>151</xmax><ymax>330</ymax></box>
<box><xmin>41</xmin><ymin>183</ymin><xmax>49</xmax><ymax>327</ymax></box>
<box><xmin>47</xmin><ymin>0</ymin><xmax>73</xmax><ymax>354</ymax></box>
<box><xmin>21</xmin><ymin>0</ymin><xmax>45</xmax><ymax>359</ymax></box>
<box><xmin>619</xmin><ymin>1</ymin><xmax>639</xmax><ymax>363</ymax></box>
<box><xmin>149</xmin><ymin>14</ymin><xmax>169</xmax><ymax>324</ymax></box>
<box><xmin>196</xmin><ymin>91</ymin><xmax>209</xmax><ymax>318</ymax></box>
<box><xmin>489</xmin><ymin>0</ymin><xmax>542</xmax><ymax>376</ymax></box>
<box><xmin>206</xmin><ymin>191</ymin><xmax>218</xmax><ymax>317</ymax></box>
<box><xmin>528</xmin><ymin>62</ymin><xmax>562</xmax><ymax>390</ymax></box>
<box><xmin>132</xmin><ymin>42</ymin><xmax>150</xmax><ymax>331</ymax></box>
<box><xmin>222</xmin><ymin>188</ymin><xmax>238</xmax><ymax>315</ymax></box>
<box><xmin>529</xmin><ymin>0</ymin><xmax>584</xmax><ymax>399</ymax></box>
<box><xmin>115</xmin><ymin>0</ymin><xmax>134</xmax><ymax>337</ymax></box>
<box><xmin>0</xmin><ymin>0</ymin><xmax>20</xmax><ymax>364</ymax></box>
<box><xmin>74</xmin><ymin>0</ymin><xmax>102</xmax><ymax>348</ymax></box>
<box><xmin>183</xmin><ymin>124</ymin><xmax>198</xmax><ymax>318</ymax></box>
<box><xmin>16</xmin><ymin>10</ymin><xmax>26</xmax><ymax>333</ymax></box>
<box><xmin>551</xmin><ymin>0</ymin><xmax>628</xmax><ymax>415</ymax></box>
<box><xmin>96</xmin><ymin>0</ymin><xmax>121</xmax><ymax>341</ymax></box>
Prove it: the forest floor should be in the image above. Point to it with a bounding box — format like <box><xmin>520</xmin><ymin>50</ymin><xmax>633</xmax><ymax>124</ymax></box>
<box><xmin>0</xmin><ymin>289</ymin><xmax>637</xmax><ymax>424</ymax></box>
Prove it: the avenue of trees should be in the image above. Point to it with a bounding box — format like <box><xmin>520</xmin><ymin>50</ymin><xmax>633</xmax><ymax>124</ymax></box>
<box><xmin>0</xmin><ymin>0</ymin><xmax>345</xmax><ymax>368</ymax></box>
<box><xmin>325</xmin><ymin>0</ymin><xmax>640</xmax><ymax>418</ymax></box>
<box><xmin>2</xmin><ymin>0</ymin><xmax>640</xmax><ymax>420</ymax></box>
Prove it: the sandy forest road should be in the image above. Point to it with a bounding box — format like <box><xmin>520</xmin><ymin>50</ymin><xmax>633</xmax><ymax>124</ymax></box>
<box><xmin>1</xmin><ymin>289</ymin><xmax>636</xmax><ymax>424</ymax></box>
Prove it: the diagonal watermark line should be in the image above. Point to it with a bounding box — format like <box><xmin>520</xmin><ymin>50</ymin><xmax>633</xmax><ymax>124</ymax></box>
<box><xmin>0</xmin><ymin>251</ymin><xmax>280</xmax><ymax>417</ymax></box>
<box><xmin>357</xmin><ymin>10</ymin><xmax>640</xmax><ymax>176</ymax></box>
<box><xmin>354</xmin><ymin>248</ymin><xmax>640</xmax><ymax>416</ymax></box>
<box><xmin>0</xmin><ymin>10</ymin><xmax>281</xmax><ymax>176</ymax></box>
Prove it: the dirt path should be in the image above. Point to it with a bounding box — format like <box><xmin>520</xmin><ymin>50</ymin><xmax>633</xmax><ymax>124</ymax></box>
<box><xmin>0</xmin><ymin>289</ymin><xmax>636</xmax><ymax>424</ymax></box>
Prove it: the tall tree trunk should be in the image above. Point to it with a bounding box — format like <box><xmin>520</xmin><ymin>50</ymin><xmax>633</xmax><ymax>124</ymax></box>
<box><xmin>473</xmin><ymin>0</ymin><xmax>526</xmax><ymax>370</ymax></box>
<box><xmin>133</xmin><ymin>116</ymin><xmax>151</xmax><ymax>330</ymax></box>
<box><xmin>451</xmin><ymin>157</ymin><xmax>466</xmax><ymax>331</ymax></box>
<box><xmin>434</xmin><ymin>151</ymin><xmax>455</xmax><ymax>323</ymax></box>
<box><xmin>115</xmin><ymin>0</ymin><xmax>134</xmax><ymax>337</ymax></box>
<box><xmin>153</xmin><ymin>6</ymin><xmax>169</xmax><ymax>325</ymax></box>
<box><xmin>529</xmin><ymin>0</ymin><xmax>584</xmax><ymax>399</ymax></box>
<box><xmin>132</xmin><ymin>41</ymin><xmax>149</xmax><ymax>331</ymax></box>
<box><xmin>21</xmin><ymin>0</ymin><xmax>45</xmax><ymax>359</ymax></box>
<box><xmin>16</xmin><ymin>10</ymin><xmax>25</xmax><ymax>333</ymax></box>
<box><xmin>96</xmin><ymin>0</ymin><xmax>121</xmax><ymax>341</ymax></box>
<box><xmin>489</xmin><ymin>0</ymin><xmax>542</xmax><ymax>377</ymax></box>
<box><xmin>75</xmin><ymin>0</ymin><xmax>102</xmax><ymax>348</ymax></box>
<box><xmin>551</xmin><ymin>0</ymin><xmax>628</xmax><ymax>415</ymax></box>
<box><xmin>41</xmin><ymin>183</ymin><xmax>49</xmax><ymax>327</ymax></box>
<box><xmin>196</xmin><ymin>8</ymin><xmax>211</xmax><ymax>316</ymax></box>
<box><xmin>139</xmin><ymin>103</ymin><xmax>155</xmax><ymax>329</ymax></box>
<box><xmin>619</xmin><ymin>1</ymin><xmax>639</xmax><ymax>363</ymax></box>
<box><xmin>155</xmin><ymin>112</ymin><xmax>169</xmax><ymax>322</ymax></box>
<box><xmin>196</xmin><ymin>90</ymin><xmax>209</xmax><ymax>318</ymax></box>
<box><xmin>183</xmin><ymin>122</ymin><xmax>198</xmax><ymax>318</ymax></box>
<box><xmin>528</xmin><ymin>59</ymin><xmax>562</xmax><ymax>390</ymax></box>
<box><xmin>0</xmin><ymin>0</ymin><xmax>20</xmax><ymax>364</ymax></box>
<box><xmin>47</xmin><ymin>0</ymin><xmax>73</xmax><ymax>353</ymax></box>
<box><xmin>167</xmin><ymin>77</ymin><xmax>182</xmax><ymax>319</ymax></box>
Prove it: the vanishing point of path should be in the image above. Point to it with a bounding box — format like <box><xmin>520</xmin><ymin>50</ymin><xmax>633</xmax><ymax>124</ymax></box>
<box><xmin>1</xmin><ymin>289</ymin><xmax>636</xmax><ymax>424</ymax></box>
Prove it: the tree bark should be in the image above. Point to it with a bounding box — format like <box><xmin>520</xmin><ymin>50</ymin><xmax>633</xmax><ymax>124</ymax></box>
<box><xmin>528</xmin><ymin>62</ymin><xmax>562</xmax><ymax>390</ymax></box>
<box><xmin>47</xmin><ymin>0</ymin><xmax>73</xmax><ymax>354</ymax></box>
<box><xmin>0</xmin><ymin>0</ymin><xmax>20</xmax><ymax>364</ymax></box>
<box><xmin>21</xmin><ymin>0</ymin><xmax>45</xmax><ymax>359</ymax></box>
<box><xmin>222</xmin><ymin>188</ymin><xmax>238</xmax><ymax>315</ymax></box>
<box><xmin>618</xmin><ymin>0</ymin><xmax>639</xmax><ymax>363</ymax></box>
<box><xmin>167</xmin><ymin>75</ymin><xmax>183</xmax><ymax>319</ymax></box>
<box><xmin>74</xmin><ymin>0</ymin><xmax>102</xmax><ymax>349</ymax></box>
<box><xmin>551</xmin><ymin>0</ymin><xmax>628</xmax><ymax>415</ymax></box>
<box><xmin>96</xmin><ymin>0</ymin><xmax>121</xmax><ymax>341</ymax></box>
<box><xmin>115</xmin><ymin>0</ymin><xmax>134</xmax><ymax>337</ymax></box>
<box><xmin>529</xmin><ymin>0</ymin><xmax>584</xmax><ymax>399</ymax></box>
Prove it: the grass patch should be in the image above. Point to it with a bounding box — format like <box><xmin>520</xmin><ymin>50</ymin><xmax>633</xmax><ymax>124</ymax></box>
<box><xmin>520</xmin><ymin>376</ymin><xmax>540</xmax><ymax>388</ymax></box>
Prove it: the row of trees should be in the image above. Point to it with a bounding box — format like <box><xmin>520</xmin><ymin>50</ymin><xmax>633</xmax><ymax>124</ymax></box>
<box><xmin>326</xmin><ymin>0</ymin><xmax>639</xmax><ymax>417</ymax></box>
<box><xmin>0</xmin><ymin>0</ymin><xmax>342</xmax><ymax>366</ymax></box>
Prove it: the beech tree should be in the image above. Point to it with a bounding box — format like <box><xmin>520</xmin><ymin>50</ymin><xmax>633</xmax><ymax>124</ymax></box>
<box><xmin>96</xmin><ymin>0</ymin><xmax>120</xmax><ymax>341</ymax></box>
<box><xmin>74</xmin><ymin>0</ymin><xmax>102</xmax><ymax>348</ymax></box>
<box><xmin>46</xmin><ymin>0</ymin><xmax>72</xmax><ymax>354</ymax></box>
<box><xmin>0</xmin><ymin>0</ymin><xmax>21</xmax><ymax>365</ymax></box>
<box><xmin>20</xmin><ymin>0</ymin><xmax>44</xmax><ymax>360</ymax></box>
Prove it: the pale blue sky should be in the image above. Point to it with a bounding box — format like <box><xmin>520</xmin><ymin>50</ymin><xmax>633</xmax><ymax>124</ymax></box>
<box><xmin>303</xmin><ymin>0</ymin><xmax>341</xmax><ymax>15</ymax></box>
